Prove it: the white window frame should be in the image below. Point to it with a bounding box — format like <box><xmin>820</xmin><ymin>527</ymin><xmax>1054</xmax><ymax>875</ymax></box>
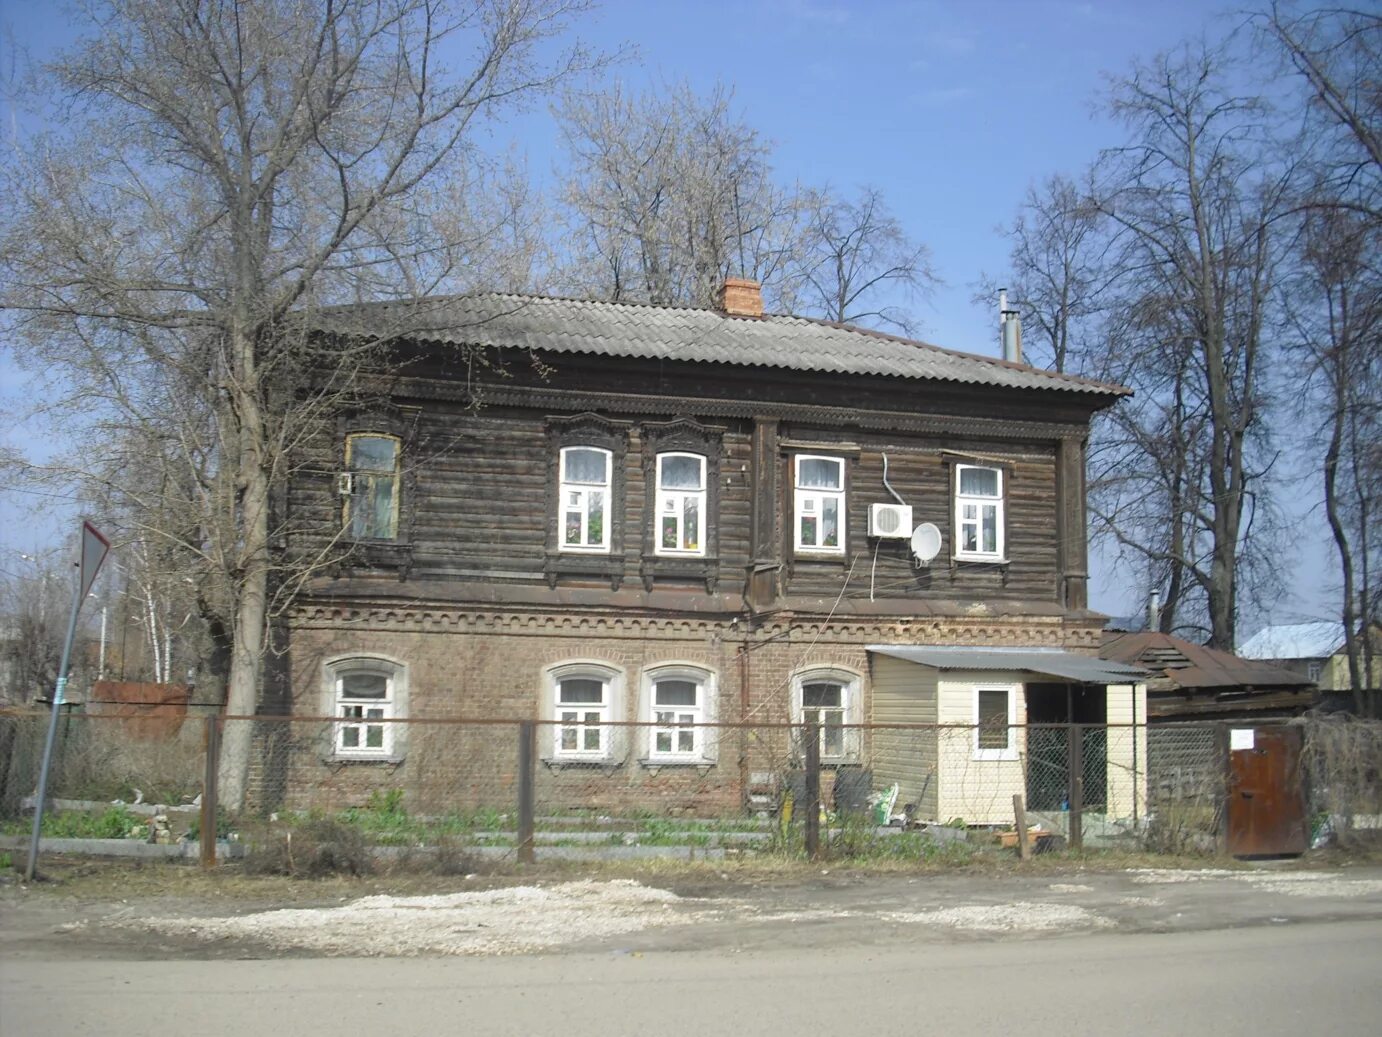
<box><xmin>549</xmin><ymin>665</ymin><xmax>620</xmax><ymax>762</ymax></box>
<box><xmin>643</xmin><ymin>665</ymin><xmax>716</xmax><ymax>764</ymax></box>
<box><xmin>559</xmin><ymin>446</ymin><xmax>612</xmax><ymax>553</ymax></box>
<box><xmin>972</xmin><ymin>684</ymin><xmax>1019</xmax><ymax>761</ymax></box>
<box><xmin>793</xmin><ymin>454</ymin><xmax>846</xmax><ymax>555</ymax></box>
<box><xmin>954</xmin><ymin>463</ymin><xmax>1005</xmax><ymax>561</ymax></box>
<box><xmin>654</xmin><ymin>452</ymin><xmax>707</xmax><ymax>557</ymax></box>
<box><xmin>344</xmin><ymin>432</ymin><xmax>401</xmax><ymax>541</ymax></box>
<box><xmin>791</xmin><ymin>667</ymin><xmax>861</xmax><ymax>762</ymax></box>
<box><xmin>334</xmin><ymin>669</ymin><xmax>395</xmax><ymax>757</ymax></box>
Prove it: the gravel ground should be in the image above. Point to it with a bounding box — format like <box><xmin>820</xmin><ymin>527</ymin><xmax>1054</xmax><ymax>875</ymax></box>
<box><xmin>10</xmin><ymin>863</ymin><xmax>1382</xmax><ymax>961</ymax></box>
<box><xmin>880</xmin><ymin>903</ymin><xmax>1112</xmax><ymax>932</ymax></box>
<box><xmin>124</xmin><ymin>879</ymin><xmax>707</xmax><ymax>956</ymax></box>
<box><xmin>1129</xmin><ymin>867</ymin><xmax>1382</xmax><ymax>897</ymax></box>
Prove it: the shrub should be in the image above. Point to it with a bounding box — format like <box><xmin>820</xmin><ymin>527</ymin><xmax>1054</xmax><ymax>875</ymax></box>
<box><xmin>246</xmin><ymin>818</ymin><xmax>373</xmax><ymax>877</ymax></box>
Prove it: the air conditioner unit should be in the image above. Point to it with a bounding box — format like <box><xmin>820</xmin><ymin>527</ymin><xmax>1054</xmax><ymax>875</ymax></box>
<box><xmin>336</xmin><ymin>472</ymin><xmax>354</xmax><ymax>496</ymax></box>
<box><xmin>869</xmin><ymin>503</ymin><xmax>913</xmax><ymax>538</ymax></box>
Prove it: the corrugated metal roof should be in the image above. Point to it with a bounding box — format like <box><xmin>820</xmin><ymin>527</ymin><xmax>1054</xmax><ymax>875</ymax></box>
<box><xmin>867</xmin><ymin>645</ymin><xmax>1147</xmax><ymax>684</ymax></box>
<box><xmin>1238</xmin><ymin>622</ymin><xmax>1344</xmax><ymax>661</ymax></box>
<box><xmin>313</xmin><ymin>293</ymin><xmax>1130</xmax><ymax>397</ymax></box>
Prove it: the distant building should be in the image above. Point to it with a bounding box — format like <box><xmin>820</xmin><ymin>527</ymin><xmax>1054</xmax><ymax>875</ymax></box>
<box><xmin>1238</xmin><ymin>621</ymin><xmax>1381</xmax><ymax>691</ymax></box>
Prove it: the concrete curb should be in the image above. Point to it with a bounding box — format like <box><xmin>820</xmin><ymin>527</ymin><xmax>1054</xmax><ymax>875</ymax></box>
<box><xmin>0</xmin><ymin>835</ymin><xmax>244</xmax><ymax>860</ymax></box>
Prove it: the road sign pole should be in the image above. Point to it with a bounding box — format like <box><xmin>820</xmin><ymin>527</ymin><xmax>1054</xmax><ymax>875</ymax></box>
<box><xmin>25</xmin><ymin>572</ymin><xmax>85</xmax><ymax>882</ymax></box>
<box><xmin>24</xmin><ymin>522</ymin><xmax>109</xmax><ymax>882</ymax></box>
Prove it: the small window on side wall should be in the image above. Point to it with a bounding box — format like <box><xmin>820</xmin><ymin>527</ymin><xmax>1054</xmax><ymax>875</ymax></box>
<box><xmin>954</xmin><ymin>464</ymin><xmax>1005</xmax><ymax>560</ymax></box>
<box><xmin>794</xmin><ymin>455</ymin><xmax>845</xmax><ymax>554</ymax></box>
<box><xmin>560</xmin><ymin>446</ymin><xmax>611</xmax><ymax>552</ymax></box>
<box><xmin>345</xmin><ymin>433</ymin><xmax>401</xmax><ymax>540</ymax></box>
<box><xmin>973</xmin><ymin>685</ymin><xmax>1017</xmax><ymax>760</ymax></box>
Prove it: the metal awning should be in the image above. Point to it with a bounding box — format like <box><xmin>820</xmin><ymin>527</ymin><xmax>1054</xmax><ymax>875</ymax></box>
<box><xmin>866</xmin><ymin>645</ymin><xmax>1147</xmax><ymax>684</ymax></box>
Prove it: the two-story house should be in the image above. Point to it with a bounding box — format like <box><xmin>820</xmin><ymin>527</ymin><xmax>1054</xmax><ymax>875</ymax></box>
<box><xmin>267</xmin><ymin>279</ymin><xmax>1147</xmax><ymax>824</ymax></box>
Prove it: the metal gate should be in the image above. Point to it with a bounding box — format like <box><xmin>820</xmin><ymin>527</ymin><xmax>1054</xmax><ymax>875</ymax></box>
<box><xmin>1226</xmin><ymin>725</ymin><xmax>1308</xmax><ymax>857</ymax></box>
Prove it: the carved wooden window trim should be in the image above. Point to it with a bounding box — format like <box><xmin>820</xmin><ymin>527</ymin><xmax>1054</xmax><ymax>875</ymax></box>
<box><xmin>790</xmin><ymin>453</ymin><xmax>848</xmax><ymax>559</ymax></box>
<box><xmin>942</xmin><ymin>452</ymin><xmax>1012</xmax><ymax>569</ymax></box>
<box><xmin>639</xmin><ymin>417</ymin><xmax>723</xmax><ymax>592</ymax></box>
<box><xmin>544</xmin><ymin>413</ymin><xmax>630</xmax><ymax>589</ymax></box>
<box><xmin>335</xmin><ymin>405</ymin><xmax>419</xmax><ymax>575</ymax></box>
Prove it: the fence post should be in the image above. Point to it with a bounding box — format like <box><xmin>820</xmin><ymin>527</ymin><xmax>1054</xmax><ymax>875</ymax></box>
<box><xmin>803</xmin><ymin>721</ymin><xmax>821</xmax><ymax>860</ymax></box>
<box><xmin>1215</xmin><ymin>721</ymin><xmax>1230</xmax><ymax>855</ymax></box>
<box><xmin>1013</xmin><ymin>793</ymin><xmax>1032</xmax><ymax>861</ymax></box>
<box><xmin>200</xmin><ymin>714</ymin><xmax>221</xmax><ymax>869</ymax></box>
<box><xmin>517</xmin><ymin>720</ymin><xmax>536</xmax><ymax>865</ymax></box>
<box><xmin>1067</xmin><ymin>723</ymin><xmax>1084</xmax><ymax>850</ymax></box>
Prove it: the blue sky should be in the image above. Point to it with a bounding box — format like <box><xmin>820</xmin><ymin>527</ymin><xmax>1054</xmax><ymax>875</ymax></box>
<box><xmin>0</xmin><ymin>0</ymin><xmax>1331</xmax><ymax>626</ymax></box>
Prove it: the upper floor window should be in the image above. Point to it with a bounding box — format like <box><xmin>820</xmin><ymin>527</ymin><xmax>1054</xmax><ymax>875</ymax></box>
<box><xmin>560</xmin><ymin>446</ymin><xmax>611</xmax><ymax>552</ymax></box>
<box><xmin>345</xmin><ymin>433</ymin><xmax>400</xmax><ymax>540</ymax></box>
<box><xmin>794</xmin><ymin>455</ymin><xmax>845</xmax><ymax>554</ymax></box>
<box><xmin>954</xmin><ymin>464</ymin><xmax>1005</xmax><ymax>560</ymax></box>
<box><xmin>655</xmin><ymin>453</ymin><xmax>706</xmax><ymax>556</ymax></box>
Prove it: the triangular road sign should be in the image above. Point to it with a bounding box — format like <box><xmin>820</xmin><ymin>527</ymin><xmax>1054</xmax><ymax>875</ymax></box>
<box><xmin>79</xmin><ymin>521</ymin><xmax>110</xmax><ymax>602</ymax></box>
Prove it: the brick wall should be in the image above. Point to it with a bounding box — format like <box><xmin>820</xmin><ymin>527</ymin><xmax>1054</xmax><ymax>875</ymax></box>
<box><xmin>247</xmin><ymin>605</ymin><xmax>1101</xmax><ymax>816</ymax></box>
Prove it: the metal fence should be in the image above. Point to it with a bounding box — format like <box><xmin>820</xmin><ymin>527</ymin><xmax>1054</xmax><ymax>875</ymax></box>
<box><xmin>3</xmin><ymin>708</ymin><xmax>1378</xmax><ymax>866</ymax></box>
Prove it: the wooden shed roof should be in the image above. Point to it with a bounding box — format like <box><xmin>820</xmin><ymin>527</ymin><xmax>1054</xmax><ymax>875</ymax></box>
<box><xmin>1100</xmin><ymin>632</ymin><xmax>1314</xmax><ymax>691</ymax></box>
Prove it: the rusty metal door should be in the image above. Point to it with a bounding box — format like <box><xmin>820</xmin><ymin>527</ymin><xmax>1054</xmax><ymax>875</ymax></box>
<box><xmin>1226</xmin><ymin>726</ymin><xmax>1308</xmax><ymax>857</ymax></box>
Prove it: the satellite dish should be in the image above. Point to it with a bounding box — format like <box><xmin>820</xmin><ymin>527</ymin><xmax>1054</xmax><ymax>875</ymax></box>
<box><xmin>910</xmin><ymin>523</ymin><xmax>942</xmax><ymax>567</ymax></box>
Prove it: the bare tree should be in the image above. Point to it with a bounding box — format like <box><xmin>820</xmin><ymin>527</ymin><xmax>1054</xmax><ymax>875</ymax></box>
<box><xmin>987</xmin><ymin>174</ymin><xmax>1116</xmax><ymax>374</ymax></box>
<box><xmin>790</xmin><ymin>186</ymin><xmax>935</xmax><ymax>335</ymax></box>
<box><xmin>1085</xmin><ymin>44</ymin><xmax>1289</xmax><ymax>649</ymax></box>
<box><xmin>554</xmin><ymin>82</ymin><xmax>932</xmax><ymax>330</ymax></box>
<box><xmin>1260</xmin><ymin>3</ymin><xmax>1381</xmax><ymax>224</ymax></box>
<box><xmin>1283</xmin><ymin>209</ymin><xmax>1381</xmax><ymax>704</ymax></box>
<box><xmin>1262</xmin><ymin>4</ymin><xmax>1382</xmax><ymax>697</ymax></box>
<box><xmin>0</xmin><ymin>552</ymin><xmax>75</xmax><ymax>707</ymax></box>
<box><xmin>0</xmin><ymin>0</ymin><xmax>600</xmax><ymax>808</ymax></box>
<box><xmin>554</xmin><ymin>81</ymin><xmax>807</xmax><ymax>308</ymax></box>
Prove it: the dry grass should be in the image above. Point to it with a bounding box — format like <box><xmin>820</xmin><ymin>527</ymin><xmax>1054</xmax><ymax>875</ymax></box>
<box><xmin>2</xmin><ymin>842</ymin><xmax>1274</xmax><ymax>909</ymax></box>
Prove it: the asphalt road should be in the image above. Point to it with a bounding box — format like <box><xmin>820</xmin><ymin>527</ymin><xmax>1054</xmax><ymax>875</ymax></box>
<box><xmin>4</xmin><ymin>919</ymin><xmax>1380</xmax><ymax>1037</ymax></box>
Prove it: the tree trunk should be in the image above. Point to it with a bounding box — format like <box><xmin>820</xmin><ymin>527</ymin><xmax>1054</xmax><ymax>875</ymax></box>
<box><xmin>217</xmin><ymin>322</ymin><xmax>271</xmax><ymax>812</ymax></box>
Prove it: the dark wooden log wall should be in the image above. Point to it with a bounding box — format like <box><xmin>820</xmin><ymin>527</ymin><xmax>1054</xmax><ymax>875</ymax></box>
<box><xmin>289</xmin><ymin>400</ymin><xmax>1069</xmax><ymax>609</ymax></box>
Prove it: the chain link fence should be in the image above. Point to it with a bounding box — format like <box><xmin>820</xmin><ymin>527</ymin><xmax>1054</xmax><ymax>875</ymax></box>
<box><xmin>0</xmin><ymin>708</ymin><xmax>207</xmax><ymax>845</ymax></box>
<box><xmin>3</xmin><ymin>707</ymin><xmax>1379</xmax><ymax>866</ymax></box>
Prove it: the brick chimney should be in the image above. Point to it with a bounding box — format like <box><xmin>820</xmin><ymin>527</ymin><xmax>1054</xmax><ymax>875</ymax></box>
<box><xmin>717</xmin><ymin>277</ymin><xmax>763</xmax><ymax>318</ymax></box>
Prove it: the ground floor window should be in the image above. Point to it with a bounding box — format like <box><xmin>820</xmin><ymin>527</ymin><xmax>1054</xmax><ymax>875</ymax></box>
<box><xmin>326</xmin><ymin>657</ymin><xmax>405</xmax><ymax>759</ymax></box>
<box><xmin>644</xmin><ymin>666</ymin><xmax>715</xmax><ymax>763</ymax></box>
<box><xmin>973</xmin><ymin>684</ymin><xmax>1018</xmax><ymax>760</ymax></box>
<box><xmin>792</xmin><ymin>667</ymin><xmax>861</xmax><ymax>762</ymax></box>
